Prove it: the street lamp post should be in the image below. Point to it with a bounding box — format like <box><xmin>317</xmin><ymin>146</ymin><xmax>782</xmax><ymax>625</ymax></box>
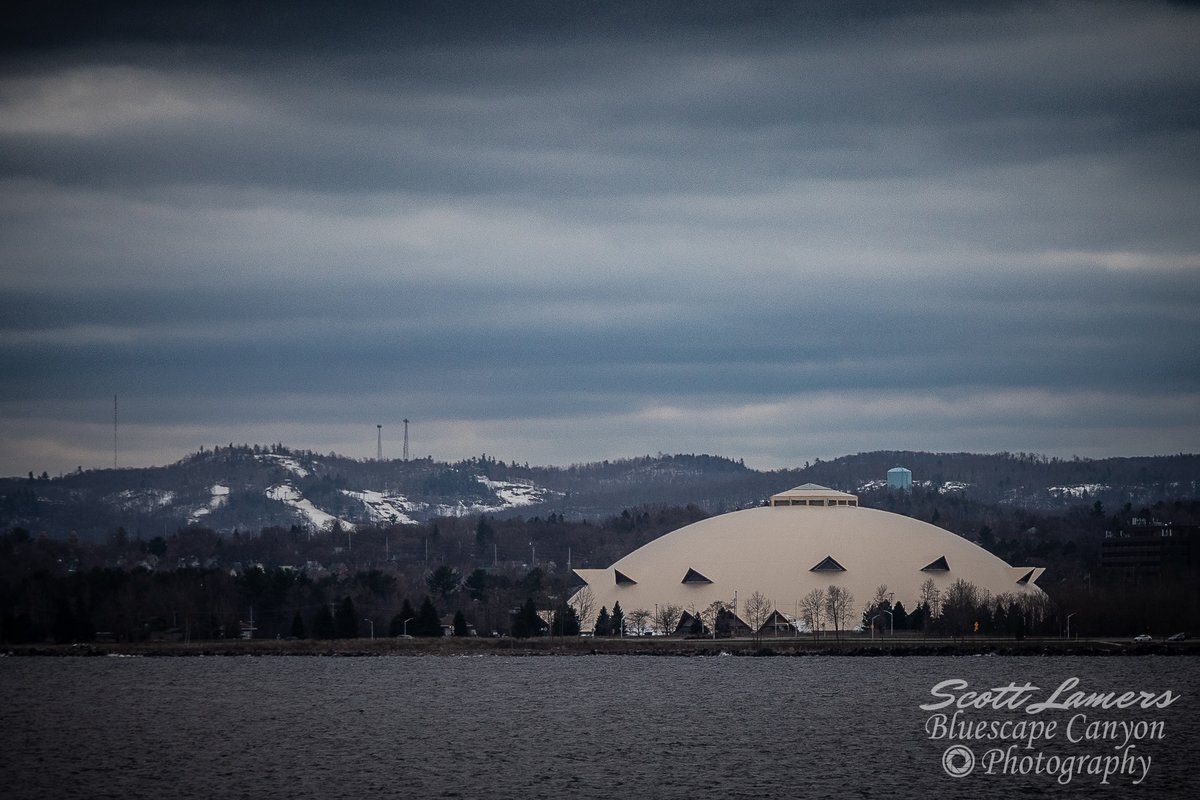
<box><xmin>884</xmin><ymin>609</ymin><xmax>894</xmax><ymax>637</ymax></box>
<box><xmin>363</xmin><ymin>618</ymin><xmax>374</xmax><ymax>639</ymax></box>
<box><xmin>403</xmin><ymin>617</ymin><xmax>413</xmax><ymax>637</ymax></box>
<box><xmin>871</xmin><ymin>614</ymin><xmax>880</xmax><ymax>641</ymax></box>
<box><xmin>1066</xmin><ymin>612</ymin><xmax>1077</xmax><ymax>640</ymax></box>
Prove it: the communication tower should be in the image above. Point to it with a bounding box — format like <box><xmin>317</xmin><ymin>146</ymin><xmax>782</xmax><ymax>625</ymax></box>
<box><xmin>403</xmin><ymin>419</ymin><xmax>410</xmax><ymax>461</ymax></box>
<box><xmin>377</xmin><ymin>424</ymin><xmax>383</xmax><ymax>461</ymax></box>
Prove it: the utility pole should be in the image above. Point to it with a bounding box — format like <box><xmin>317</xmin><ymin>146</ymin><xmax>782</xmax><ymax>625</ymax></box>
<box><xmin>402</xmin><ymin>419</ymin><xmax>409</xmax><ymax>461</ymax></box>
<box><xmin>377</xmin><ymin>424</ymin><xmax>382</xmax><ymax>461</ymax></box>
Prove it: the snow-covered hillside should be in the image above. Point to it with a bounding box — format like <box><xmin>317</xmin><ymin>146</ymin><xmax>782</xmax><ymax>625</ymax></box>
<box><xmin>265</xmin><ymin>484</ymin><xmax>354</xmax><ymax>531</ymax></box>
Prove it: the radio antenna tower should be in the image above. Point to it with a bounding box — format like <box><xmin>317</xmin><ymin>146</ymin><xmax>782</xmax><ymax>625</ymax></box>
<box><xmin>113</xmin><ymin>394</ymin><xmax>118</xmax><ymax>469</ymax></box>
<box><xmin>402</xmin><ymin>419</ymin><xmax>409</xmax><ymax>461</ymax></box>
<box><xmin>376</xmin><ymin>424</ymin><xmax>383</xmax><ymax>461</ymax></box>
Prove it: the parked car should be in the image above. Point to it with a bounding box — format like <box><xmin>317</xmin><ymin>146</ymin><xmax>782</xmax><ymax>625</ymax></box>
<box><xmin>1133</xmin><ymin>634</ymin><xmax>1153</xmax><ymax>643</ymax></box>
<box><xmin>1167</xmin><ymin>632</ymin><xmax>1187</xmax><ymax>641</ymax></box>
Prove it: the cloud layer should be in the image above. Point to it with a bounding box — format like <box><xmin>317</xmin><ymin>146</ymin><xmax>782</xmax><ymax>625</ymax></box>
<box><xmin>2</xmin><ymin>1</ymin><xmax>1198</xmax><ymax>475</ymax></box>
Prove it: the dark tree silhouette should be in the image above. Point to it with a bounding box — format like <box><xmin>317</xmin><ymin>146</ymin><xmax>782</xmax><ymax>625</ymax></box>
<box><xmin>390</xmin><ymin>598</ymin><xmax>417</xmax><ymax>637</ymax></box>
<box><xmin>551</xmin><ymin>602</ymin><xmax>580</xmax><ymax>636</ymax></box>
<box><xmin>334</xmin><ymin>597</ymin><xmax>359</xmax><ymax>639</ymax></box>
<box><xmin>611</xmin><ymin>601</ymin><xmax>625</xmax><ymax>637</ymax></box>
<box><xmin>426</xmin><ymin>565</ymin><xmax>461</xmax><ymax>599</ymax></box>
<box><xmin>290</xmin><ymin>610</ymin><xmax>306</xmax><ymax>639</ymax></box>
<box><xmin>511</xmin><ymin>598</ymin><xmax>543</xmax><ymax>638</ymax></box>
<box><xmin>593</xmin><ymin>606</ymin><xmax>610</xmax><ymax>637</ymax></box>
<box><xmin>312</xmin><ymin>604</ymin><xmax>336</xmax><ymax>639</ymax></box>
<box><xmin>415</xmin><ymin>596</ymin><xmax>442</xmax><ymax>637</ymax></box>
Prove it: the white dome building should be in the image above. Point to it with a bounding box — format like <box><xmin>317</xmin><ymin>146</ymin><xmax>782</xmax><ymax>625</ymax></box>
<box><xmin>572</xmin><ymin>484</ymin><xmax>1044</xmax><ymax>632</ymax></box>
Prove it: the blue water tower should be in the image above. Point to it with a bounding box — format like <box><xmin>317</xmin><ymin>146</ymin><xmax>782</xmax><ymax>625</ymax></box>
<box><xmin>887</xmin><ymin>467</ymin><xmax>912</xmax><ymax>491</ymax></box>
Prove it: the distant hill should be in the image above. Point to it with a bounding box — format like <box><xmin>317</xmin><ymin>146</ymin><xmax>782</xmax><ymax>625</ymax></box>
<box><xmin>2</xmin><ymin>445</ymin><xmax>1198</xmax><ymax>541</ymax></box>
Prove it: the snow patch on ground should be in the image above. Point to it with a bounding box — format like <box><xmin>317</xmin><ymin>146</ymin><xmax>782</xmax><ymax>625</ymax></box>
<box><xmin>341</xmin><ymin>489</ymin><xmax>418</xmax><ymax>525</ymax></box>
<box><xmin>111</xmin><ymin>488</ymin><xmax>176</xmax><ymax>512</ymax></box>
<box><xmin>1048</xmin><ymin>484</ymin><xmax>1109</xmax><ymax>498</ymax></box>
<box><xmin>939</xmin><ymin>481</ymin><xmax>970</xmax><ymax>494</ymax></box>
<box><xmin>258</xmin><ymin>454</ymin><xmax>310</xmax><ymax>478</ymax></box>
<box><xmin>189</xmin><ymin>484</ymin><xmax>229</xmax><ymax>523</ymax></box>
<box><xmin>266</xmin><ymin>483</ymin><xmax>353</xmax><ymax>531</ymax></box>
<box><xmin>428</xmin><ymin>500</ymin><xmax>493</xmax><ymax>518</ymax></box>
<box><xmin>858</xmin><ymin>479</ymin><xmax>887</xmax><ymax>492</ymax></box>
<box><xmin>477</xmin><ymin>476</ymin><xmax>551</xmax><ymax>509</ymax></box>
<box><xmin>418</xmin><ymin>477</ymin><xmax>558</xmax><ymax>517</ymax></box>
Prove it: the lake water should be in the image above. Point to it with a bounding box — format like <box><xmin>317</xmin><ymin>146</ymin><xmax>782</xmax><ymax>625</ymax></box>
<box><xmin>1</xmin><ymin>655</ymin><xmax>1197</xmax><ymax>799</ymax></box>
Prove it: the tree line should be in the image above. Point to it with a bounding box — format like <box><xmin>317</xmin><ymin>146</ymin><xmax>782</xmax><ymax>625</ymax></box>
<box><xmin>3</xmin><ymin>487</ymin><xmax>1197</xmax><ymax>643</ymax></box>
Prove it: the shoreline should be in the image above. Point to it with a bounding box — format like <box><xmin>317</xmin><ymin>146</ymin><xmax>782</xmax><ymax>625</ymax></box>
<box><xmin>5</xmin><ymin>636</ymin><xmax>1196</xmax><ymax>658</ymax></box>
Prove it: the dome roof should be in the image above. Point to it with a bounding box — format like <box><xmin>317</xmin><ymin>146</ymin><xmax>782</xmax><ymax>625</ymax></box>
<box><xmin>573</xmin><ymin>491</ymin><xmax>1043</xmax><ymax>626</ymax></box>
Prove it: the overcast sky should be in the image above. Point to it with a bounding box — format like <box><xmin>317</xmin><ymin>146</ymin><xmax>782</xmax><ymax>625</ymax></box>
<box><xmin>2</xmin><ymin>1</ymin><xmax>1198</xmax><ymax>476</ymax></box>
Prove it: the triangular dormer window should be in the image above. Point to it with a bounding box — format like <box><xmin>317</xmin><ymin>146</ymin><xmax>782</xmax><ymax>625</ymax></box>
<box><xmin>810</xmin><ymin>556</ymin><xmax>846</xmax><ymax>572</ymax></box>
<box><xmin>615</xmin><ymin>570</ymin><xmax>637</xmax><ymax>586</ymax></box>
<box><xmin>921</xmin><ymin>556</ymin><xmax>950</xmax><ymax>572</ymax></box>
<box><xmin>681</xmin><ymin>568</ymin><xmax>712</xmax><ymax>584</ymax></box>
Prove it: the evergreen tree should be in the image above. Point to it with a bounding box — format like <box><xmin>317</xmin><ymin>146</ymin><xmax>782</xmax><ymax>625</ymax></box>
<box><xmin>453</xmin><ymin>610</ymin><xmax>469</xmax><ymax>637</ymax></box>
<box><xmin>290</xmin><ymin>610</ymin><xmax>306</xmax><ymax>639</ymax></box>
<box><xmin>511</xmin><ymin>598</ymin><xmax>542</xmax><ymax>638</ymax></box>
<box><xmin>415</xmin><ymin>596</ymin><xmax>442</xmax><ymax>637</ymax></box>
<box><xmin>475</xmin><ymin>516</ymin><xmax>494</xmax><ymax>549</ymax></box>
<box><xmin>335</xmin><ymin>597</ymin><xmax>359</xmax><ymax>639</ymax></box>
<box><xmin>891</xmin><ymin>600</ymin><xmax>908</xmax><ymax>631</ymax></box>
<box><xmin>312</xmin><ymin>604</ymin><xmax>336</xmax><ymax>639</ymax></box>
<box><xmin>520</xmin><ymin>568</ymin><xmax>544</xmax><ymax>597</ymax></box>
<box><xmin>463</xmin><ymin>569</ymin><xmax>489</xmax><ymax>602</ymax></box>
<box><xmin>611</xmin><ymin>601</ymin><xmax>625</xmax><ymax>637</ymax></box>
<box><xmin>426</xmin><ymin>565</ymin><xmax>462</xmax><ymax>599</ymax></box>
<box><xmin>551</xmin><ymin>602</ymin><xmax>581</xmax><ymax>636</ymax></box>
<box><xmin>909</xmin><ymin>601</ymin><xmax>928</xmax><ymax>633</ymax></box>
<box><xmin>390</xmin><ymin>599</ymin><xmax>417</xmax><ymax>637</ymax></box>
<box><xmin>594</xmin><ymin>606</ymin><xmax>610</xmax><ymax>637</ymax></box>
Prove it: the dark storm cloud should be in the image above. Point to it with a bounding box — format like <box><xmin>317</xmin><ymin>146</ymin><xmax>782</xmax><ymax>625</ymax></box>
<box><xmin>4</xmin><ymin>268</ymin><xmax>1196</xmax><ymax>416</ymax></box>
<box><xmin>1</xmin><ymin>1</ymin><xmax>1198</xmax><ymax>472</ymax></box>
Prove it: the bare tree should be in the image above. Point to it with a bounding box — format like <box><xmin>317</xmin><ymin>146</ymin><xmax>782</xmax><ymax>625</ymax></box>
<box><xmin>743</xmin><ymin>591</ymin><xmax>773</xmax><ymax>645</ymax></box>
<box><xmin>628</xmin><ymin>607</ymin><xmax>652</xmax><ymax>636</ymax></box>
<box><xmin>694</xmin><ymin>600</ymin><xmax>726</xmax><ymax>640</ymax></box>
<box><xmin>1018</xmin><ymin>591</ymin><xmax>1053</xmax><ymax>632</ymax></box>
<box><xmin>824</xmin><ymin>585</ymin><xmax>855</xmax><ymax>642</ymax></box>
<box><xmin>941</xmin><ymin>578</ymin><xmax>980</xmax><ymax>639</ymax></box>
<box><xmin>919</xmin><ymin>578</ymin><xmax>942</xmax><ymax>636</ymax></box>
<box><xmin>862</xmin><ymin>583</ymin><xmax>893</xmax><ymax>634</ymax></box>
<box><xmin>800</xmin><ymin>587</ymin><xmax>825</xmax><ymax>640</ymax></box>
<box><xmin>654</xmin><ymin>603</ymin><xmax>682</xmax><ymax>637</ymax></box>
<box><xmin>570</xmin><ymin>586</ymin><xmax>597</xmax><ymax>632</ymax></box>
